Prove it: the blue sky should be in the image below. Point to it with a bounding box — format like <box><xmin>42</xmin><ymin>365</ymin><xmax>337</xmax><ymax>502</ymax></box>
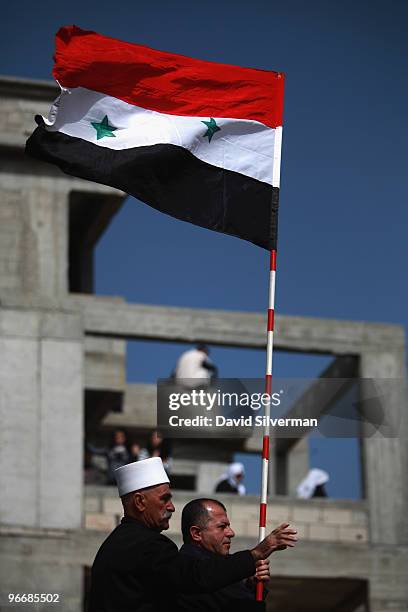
<box><xmin>2</xmin><ymin>0</ymin><xmax>407</xmax><ymax>498</ymax></box>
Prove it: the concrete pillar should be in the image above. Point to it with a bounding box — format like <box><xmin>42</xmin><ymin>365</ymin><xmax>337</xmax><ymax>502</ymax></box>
<box><xmin>0</xmin><ymin>180</ymin><xmax>69</xmax><ymax>297</ymax></box>
<box><xmin>0</xmin><ymin>184</ymin><xmax>26</xmax><ymax>293</ymax></box>
<box><xmin>196</xmin><ymin>461</ymin><xmax>228</xmax><ymax>493</ymax></box>
<box><xmin>0</xmin><ymin>307</ymin><xmax>83</xmax><ymax>529</ymax></box>
<box><xmin>359</xmin><ymin>350</ymin><xmax>408</xmax><ymax>546</ymax></box>
<box><xmin>287</xmin><ymin>436</ymin><xmax>309</xmax><ymax>497</ymax></box>
<box><xmin>267</xmin><ymin>446</ymin><xmax>276</xmax><ymax>497</ymax></box>
<box><xmin>275</xmin><ymin>449</ymin><xmax>287</xmax><ymax>495</ymax></box>
<box><xmin>274</xmin><ymin>436</ymin><xmax>309</xmax><ymax>497</ymax></box>
<box><xmin>24</xmin><ymin>184</ymin><xmax>69</xmax><ymax>297</ymax></box>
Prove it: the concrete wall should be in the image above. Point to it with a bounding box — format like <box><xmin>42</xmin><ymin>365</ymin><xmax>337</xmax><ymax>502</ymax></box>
<box><xmin>84</xmin><ymin>486</ymin><xmax>369</xmax><ymax>546</ymax></box>
<box><xmin>0</xmin><ymin>306</ymin><xmax>83</xmax><ymax>530</ymax></box>
<box><xmin>0</xmin><ymin>526</ymin><xmax>84</xmax><ymax>612</ymax></box>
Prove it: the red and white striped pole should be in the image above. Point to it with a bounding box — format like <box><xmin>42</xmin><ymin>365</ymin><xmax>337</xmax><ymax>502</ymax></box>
<box><xmin>255</xmin><ymin>248</ymin><xmax>277</xmax><ymax>601</ymax></box>
<box><xmin>255</xmin><ymin>99</ymin><xmax>283</xmax><ymax>600</ymax></box>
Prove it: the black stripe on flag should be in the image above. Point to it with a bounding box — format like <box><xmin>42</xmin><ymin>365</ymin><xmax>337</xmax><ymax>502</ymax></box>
<box><xmin>26</xmin><ymin>121</ymin><xmax>279</xmax><ymax>250</ymax></box>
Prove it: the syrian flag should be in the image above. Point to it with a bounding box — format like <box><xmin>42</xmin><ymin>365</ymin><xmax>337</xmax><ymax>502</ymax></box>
<box><xmin>26</xmin><ymin>26</ymin><xmax>284</xmax><ymax>249</ymax></box>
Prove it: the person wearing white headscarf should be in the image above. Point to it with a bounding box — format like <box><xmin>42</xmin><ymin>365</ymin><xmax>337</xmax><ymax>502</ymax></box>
<box><xmin>296</xmin><ymin>468</ymin><xmax>329</xmax><ymax>499</ymax></box>
<box><xmin>215</xmin><ymin>462</ymin><xmax>246</xmax><ymax>495</ymax></box>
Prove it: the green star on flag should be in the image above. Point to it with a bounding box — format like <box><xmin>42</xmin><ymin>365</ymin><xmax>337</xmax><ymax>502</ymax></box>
<box><xmin>91</xmin><ymin>115</ymin><xmax>117</xmax><ymax>140</ymax></box>
<box><xmin>202</xmin><ymin>118</ymin><xmax>221</xmax><ymax>143</ymax></box>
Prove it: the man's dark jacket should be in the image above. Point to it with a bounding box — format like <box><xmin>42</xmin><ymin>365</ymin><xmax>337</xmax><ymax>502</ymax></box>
<box><xmin>177</xmin><ymin>543</ymin><xmax>266</xmax><ymax>611</ymax></box>
<box><xmin>89</xmin><ymin>517</ymin><xmax>255</xmax><ymax>612</ymax></box>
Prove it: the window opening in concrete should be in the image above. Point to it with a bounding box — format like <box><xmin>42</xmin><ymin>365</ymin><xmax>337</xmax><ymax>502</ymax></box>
<box><xmin>125</xmin><ymin>341</ymin><xmax>334</xmax><ymax>382</ymax></box>
<box><xmin>69</xmin><ymin>191</ymin><xmax>123</xmax><ymax>294</ymax></box>
<box><xmin>83</xmin><ymin>338</ymin><xmax>362</xmax><ymax>499</ymax></box>
<box><xmin>309</xmin><ymin>436</ymin><xmax>362</xmax><ymax>499</ymax></box>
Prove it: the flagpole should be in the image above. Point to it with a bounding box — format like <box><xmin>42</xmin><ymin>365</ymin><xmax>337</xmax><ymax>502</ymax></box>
<box><xmin>255</xmin><ymin>248</ymin><xmax>277</xmax><ymax>601</ymax></box>
<box><xmin>255</xmin><ymin>85</ymin><xmax>283</xmax><ymax>597</ymax></box>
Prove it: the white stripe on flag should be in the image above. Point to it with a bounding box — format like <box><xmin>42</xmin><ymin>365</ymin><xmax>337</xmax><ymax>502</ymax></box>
<box><xmin>272</xmin><ymin>126</ymin><xmax>283</xmax><ymax>187</ymax></box>
<box><xmin>43</xmin><ymin>87</ymin><xmax>281</xmax><ymax>186</ymax></box>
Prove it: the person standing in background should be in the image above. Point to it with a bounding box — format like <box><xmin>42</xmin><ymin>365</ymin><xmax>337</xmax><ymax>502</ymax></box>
<box><xmin>215</xmin><ymin>463</ymin><xmax>246</xmax><ymax>495</ymax></box>
<box><xmin>174</xmin><ymin>344</ymin><xmax>218</xmax><ymax>388</ymax></box>
<box><xmin>87</xmin><ymin>429</ymin><xmax>130</xmax><ymax>485</ymax></box>
<box><xmin>139</xmin><ymin>430</ymin><xmax>173</xmax><ymax>474</ymax></box>
<box><xmin>296</xmin><ymin>468</ymin><xmax>329</xmax><ymax>498</ymax></box>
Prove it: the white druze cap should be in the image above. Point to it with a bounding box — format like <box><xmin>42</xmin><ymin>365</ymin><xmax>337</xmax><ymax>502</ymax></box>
<box><xmin>115</xmin><ymin>457</ymin><xmax>170</xmax><ymax>497</ymax></box>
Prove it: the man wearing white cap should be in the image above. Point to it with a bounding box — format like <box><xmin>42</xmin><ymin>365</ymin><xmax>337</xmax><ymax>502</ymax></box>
<box><xmin>89</xmin><ymin>457</ymin><xmax>297</xmax><ymax>611</ymax></box>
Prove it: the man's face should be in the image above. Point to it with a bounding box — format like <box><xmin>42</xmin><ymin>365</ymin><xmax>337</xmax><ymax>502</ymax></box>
<box><xmin>197</xmin><ymin>502</ymin><xmax>235</xmax><ymax>556</ymax></box>
<box><xmin>114</xmin><ymin>430</ymin><xmax>126</xmax><ymax>445</ymax></box>
<box><xmin>141</xmin><ymin>484</ymin><xmax>175</xmax><ymax>532</ymax></box>
<box><xmin>151</xmin><ymin>431</ymin><xmax>163</xmax><ymax>447</ymax></box>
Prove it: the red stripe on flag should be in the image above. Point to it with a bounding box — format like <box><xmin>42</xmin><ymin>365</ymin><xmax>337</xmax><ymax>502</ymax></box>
<box><xmin>270</xmin><ymin>250</ymin><xmax>277</xmax><ymax>271</ymax></box>
<box><xmin>53</xmin><ymin>26</ymin><xmax>284</xmax><ymax>129</ymax></box>
<box><xmin>265</xmin><ymin>374</ymin><xmax>272</xmax><ymax>395</ymax></box>
<box><xmin>267</xmin><ymin>309</ymin><xmax>274</xmax><ymax>331</ymax></box>
<box><xmin>259</xmin><ymin>503</ymin><xmax>267</xmax><ymax>527</ymax></box>
<box><xmin>262</xmin><ymin>436</ymin><xmax>270</xmax><ymax>460</ymax></box>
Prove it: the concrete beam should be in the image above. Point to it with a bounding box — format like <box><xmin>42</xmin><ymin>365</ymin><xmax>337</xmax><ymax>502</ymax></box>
<box><xmin>0</xmin><ymin>75</ymin><xmax>57</xmax><ymax>100</ymax></box>
<box><xmin>0</xmin><ymin>294</ymin><xmax>404</xmax><ymax>354</ymax></box>
<box><xmin>1</xmin><ymin>525</ymin><xmax>406</xmax><ymax>585</ymax></box>
<box><xmin>0</xmin><ymin>76</ymin><xmax>58</xmax><ymax>150</ymax></box>
<box><xmin>67</xmin><ymin>295</ymin><xmax>406</xmax><ymax>354</ymax></box>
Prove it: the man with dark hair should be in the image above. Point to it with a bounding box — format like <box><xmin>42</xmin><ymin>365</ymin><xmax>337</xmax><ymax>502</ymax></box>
<box><xmin>89</xmin><ymin>459</ymin><xmax>297</xmax><ymax>611</ymax></box>
<box><xmin>178</xmin><ymin>498</ymin><xmax>294</xmax><ymax>611</ymax></box>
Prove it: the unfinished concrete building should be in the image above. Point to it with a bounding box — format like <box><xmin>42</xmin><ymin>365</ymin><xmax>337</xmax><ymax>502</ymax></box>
<box><xmin>0</xmin><ymin>75</ymin><xmax>407</xmax><ymax>611</ymax></box>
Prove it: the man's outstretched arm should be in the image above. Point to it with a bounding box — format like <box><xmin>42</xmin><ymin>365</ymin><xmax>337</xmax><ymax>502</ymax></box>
<box><xmin>250</xmin><ymin>523</ymin><xmax>298</xmax><ymax>562</ymax></box>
